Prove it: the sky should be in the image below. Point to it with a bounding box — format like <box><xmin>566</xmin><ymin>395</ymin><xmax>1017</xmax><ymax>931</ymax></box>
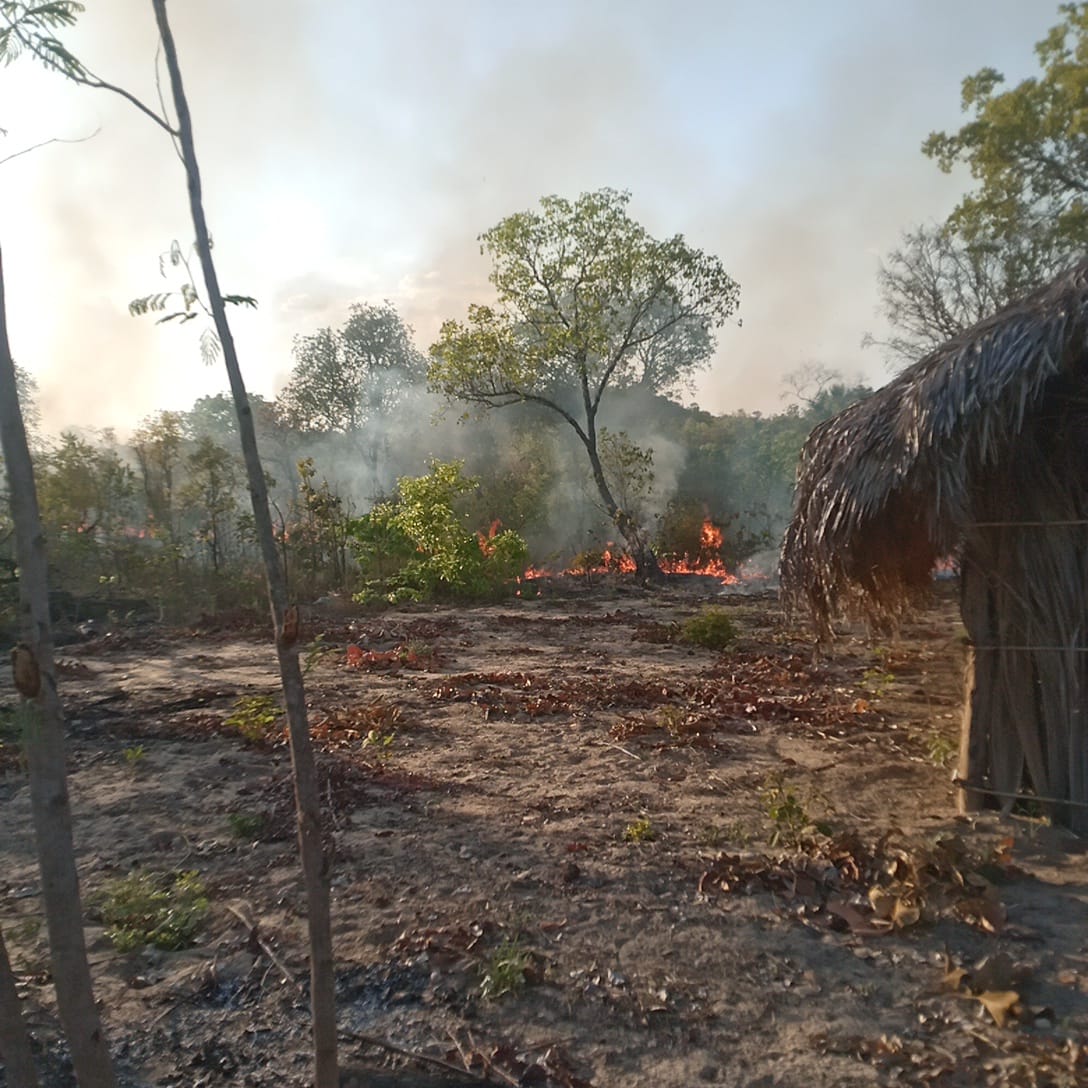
<box><xmin>0</xmin><ymin>0</ymin><xmax>1059</xmax><ymax>437</ymax></box>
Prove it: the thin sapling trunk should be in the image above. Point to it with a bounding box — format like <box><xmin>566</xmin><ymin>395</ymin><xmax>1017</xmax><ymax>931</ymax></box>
<box><xmin>149</xmin><ymin>4</ymin><xmax>338</xmax><ymax>1083</ymax></box>
<box><xmin>0</xmin><ymin>247</ymin><xmax>116</xmax><ymax>1087</ymax></box>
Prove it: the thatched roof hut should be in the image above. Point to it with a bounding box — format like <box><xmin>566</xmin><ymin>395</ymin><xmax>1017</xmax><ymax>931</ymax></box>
<box><xmin>781</xmin><ymin>259</ymin><xmax>1088</xmax><ymax>833</ymax></box>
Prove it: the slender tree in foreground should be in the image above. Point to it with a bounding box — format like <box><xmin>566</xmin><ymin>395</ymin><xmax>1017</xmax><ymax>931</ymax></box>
<box><xmin>147</xmin><ymin>8</ymin><xmax>337</xmax><ymax>1078</ymax></box>
<box><xmin>1</xmin><ymin>2</ymin><xmax>338</xmax><ymax>1082</ymax></box>
<box><xmin>0</xmin><ymin>246</ymin><xmax>116</xmax><ymax>1086</ymax></box>
<box><xmin>0</xmin><ymin>923</ymin><xmax>41</xmax><ymax>1086</ymax></box>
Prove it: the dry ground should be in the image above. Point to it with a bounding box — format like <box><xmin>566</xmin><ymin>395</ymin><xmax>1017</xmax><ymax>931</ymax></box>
<box><xmin>1</xmin><ymin>579</ymin><xmax>1086</xmax><ymax>1087</ymax></box>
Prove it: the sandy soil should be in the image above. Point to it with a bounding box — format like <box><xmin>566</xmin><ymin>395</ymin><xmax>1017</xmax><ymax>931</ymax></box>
<box><xmin>1</xmin><ymin>579</ymin><xmax>1086</xmax><ymax>1087</ymax></box>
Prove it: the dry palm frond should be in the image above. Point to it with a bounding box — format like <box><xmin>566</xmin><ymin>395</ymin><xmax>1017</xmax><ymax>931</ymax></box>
<box><xmin>781</xmin><ymin>258</ymin><xmax>1088</xmax><ymax>635</ymax></box>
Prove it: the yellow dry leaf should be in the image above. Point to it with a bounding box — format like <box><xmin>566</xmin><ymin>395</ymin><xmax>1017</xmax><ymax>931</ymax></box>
<box><xmin>977</xmin><ymin>989</ymin><xmax>1020</xmax><ymax>1028</ymax></box>
<box><xmin>942</xmin><ymin>966</ymin><xmax>969</xmax><ymax>992</ymax></box>
<box><xmin>868</xmin><ymin>886</ymin><xmax>896</xmax><ymax>920</ymax></box>
<box><xmin>892</xmin><ymin>898</ymin><xmax>920</xmax><ymax>928</ymax></box>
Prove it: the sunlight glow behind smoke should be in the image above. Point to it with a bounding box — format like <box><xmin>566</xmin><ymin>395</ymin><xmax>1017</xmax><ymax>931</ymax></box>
<box><xmin>0</xmin><ymin>0</ymin><xmax>1050</xmax><ymax>438</ymax></box>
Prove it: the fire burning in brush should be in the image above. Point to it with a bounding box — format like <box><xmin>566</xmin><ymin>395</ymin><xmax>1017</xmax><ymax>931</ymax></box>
<box><xmin>657</xmin><ymin>518</ymin><xmax>737</xmax><ymax>583</ymax></box>
<box><xmin>477</xmin><ymin>518</ymin><xmax>502</xmax><ymax>556</ymax></box>
<box><xmin>520</xmin><ymin>519</ymin><xmax>741</xmax><ymax>586</ymax></box>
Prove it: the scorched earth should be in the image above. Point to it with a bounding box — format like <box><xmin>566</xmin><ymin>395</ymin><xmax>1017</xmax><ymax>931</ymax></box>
<box><xmin>1</xmin><ymin>580</ymin><xmax>1085</xmax><ymax>1087</ymax></box>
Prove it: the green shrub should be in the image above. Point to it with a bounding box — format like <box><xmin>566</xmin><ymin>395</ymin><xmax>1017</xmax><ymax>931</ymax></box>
<box><xmin>92</xmin><ymin>870</ymin><xmax>208</xmax><ymax>952</ymax></box>
<box><xmin>349</xmin><ymin>460</ymin><xmax>529</xmax><ymax>603</ymax></box>
<box><xmin>227</xmin><ymin>811</ymin><xmax>265</xmax><ymax>839</ymax></box>
<box><xmin>680</xmin><ymin>607</ymin><xmax>736</xmax><ymax>650</ymax></box>
<box><xmin>225</xmin><ymin>694</ymin><xmax>281</xmax><ymax>744</ymax></box>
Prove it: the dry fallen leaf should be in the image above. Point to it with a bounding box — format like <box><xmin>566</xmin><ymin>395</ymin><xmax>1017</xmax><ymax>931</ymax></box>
<box><xmin>976</xmin><ymin>988</ymin><xmax>1021</xmax><ymax>1028</ymax></box>
<box><xmin>891</xmin><ymin>898</ymin><xmax>921</xmax><ymax>928</ymax></box>
<box><xmin>869</xmin><ymin>886</ymin><xmax>896</xmax><ymax>920</ymax></box>
<box><xmin>826</xmin><ymin>897</ymin><xmax>891</xmax><ymax>937</ymax></box>
<box><xmin>942</xmin><ymin>966</ymin><xmax>969</xmax><ymax>992</ymax></box>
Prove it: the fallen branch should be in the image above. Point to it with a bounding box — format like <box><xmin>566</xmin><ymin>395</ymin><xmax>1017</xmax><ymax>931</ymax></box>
<box><xmin>341</xmin><ymin>1027</ymin><xmax>495</xmax><ymax>1084</ymax></box>
<box><xmin>601</xmin><ymin>741</ymin><xmax>642</xmax><ymax>761</ymax></box>
<box><xmin>464</xmin><ymin>1030</ymin><xmax>521</xmax><ymax>1088</ymax></box>
<box><xmin>225</xmin><ymin>903</ymin><xmax>299</xmax><ymax>991</ymax></box>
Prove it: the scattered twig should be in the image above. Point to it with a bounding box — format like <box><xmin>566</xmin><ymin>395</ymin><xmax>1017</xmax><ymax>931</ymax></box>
<box><xmin>952</xmin><ymin>776</ymin><xmax>1088</xmax><ymax>810</ymax></box>
<box><xmin>0</xmin><ymin>127</ymin><xmax>100</xmax><ymax>166</ymax></box>
<box><xmin>148</xmin><ymin>993</ymin><xmax>190</xmax><ymax>1027</ymax></box>
<box><xmin>467</xmin><ymin>1029</ymin><xmax>521</xmax><ymax>1088</ymax></box>
<box><xmin>342</xmin><ymin>1027</ymin><xmax>493</xmax><ymax>1083</ymax></box>
<box><xmin>225</xmin><ymin>903</ymin><xmax>299</xmax><ymax>991</ymax></box>
<box><xmin>601</xmin><ymin>740</ymin><xmax>642</xmax><ymax>761</ymax></box>
<box><xmin>326</xmin><ymin>776</ymin><xmax>343</xmax><ymax>831</ymax></box>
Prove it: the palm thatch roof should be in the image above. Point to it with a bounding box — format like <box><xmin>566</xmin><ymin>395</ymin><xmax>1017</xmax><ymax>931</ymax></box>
<box><xmin>781</xmin><ymin>258</ymin><xmax>1088</xmax><ymax>632</ymax></box>
<box><xmin>781</xmin><ymin>258</ymin><xmax>1088</xmax><ymax>831</ymax></box>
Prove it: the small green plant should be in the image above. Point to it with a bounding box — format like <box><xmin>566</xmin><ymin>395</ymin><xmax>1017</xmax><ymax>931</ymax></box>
<box><xmin>302</xmin><ymin>634</ymin><xmax>334</xmax><ymax>677</ymax></box>
<box><xmin>227</xmin><ymin>811</ymin><xmax>265</xmax><ymax>840</ymax></box>
<box><xmin>398</xmin><ymin>639</ymin><xmax>433</xmax><ymax>665</ymax></box>
<box><xmin>762</xmin><ymin>774</ymin><xmax>833</xmax><ymax>848</ymax></box>
<box><xmin>479</xmin><ymin>938</ymin><xmax>533</xmax><ymax>1000</ymax></box>
<box><xmin>225</xmin><ymin>694</ymin><xmax>281</xmax><ymax>745</ymax></box>
<box><xmin>926</xmin><ymin>730</ymin><xmax>957</xmax><ymax>768</ymax></box>
<box><xmin>680</xmin><ymin>607</ymin><xmax>736</xmax><ymax>650</ymax></box>
<box><xmin>0</xmin><ymin>706</ymin><xmax>23</xmax><ymax>767</ymax></box>
<box><xmin>362</xmin><ymin>728</ymin><xmax>396</xmax><ymax>762</ymax></box>
<box><xmin>92</xmin><ymin>870</ymin><xmax>209</xmax><ymax>952</ymax></box>
<box><xmin>658</xmin><ymin>704</ymin><xmax>708</xmax><ymax>740</ymax></box>
<box><xmin>623</xmin><ymin>817</ymin><xmax>657</xmax><ymax>843</ymax></box>
<box><xmin>122</xmin><ymin>745</ymin><xmax>146</xmax><ymax>770</ymax></box>
<box><xmin>861</xmin><ymin>667</ymin><xmax>896</xmax><ymax>698</ymax></box>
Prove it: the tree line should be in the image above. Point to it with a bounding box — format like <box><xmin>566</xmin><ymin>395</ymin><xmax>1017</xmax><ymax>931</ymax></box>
<box><xmin>1</xmin><ymin>352</ymin><xmax>870</xmax><ymax>627</ymax></box>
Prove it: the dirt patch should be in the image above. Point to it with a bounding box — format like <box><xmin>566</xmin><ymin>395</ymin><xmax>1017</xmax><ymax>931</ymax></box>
<box><xmin>2</xmin><ymin>581</ymin><xmax>1086</xmax><ymax>1087</ymax></box>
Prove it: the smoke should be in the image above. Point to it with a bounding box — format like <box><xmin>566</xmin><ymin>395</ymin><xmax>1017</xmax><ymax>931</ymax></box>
<box><xmin>1</xmin><ymin>0</ymin><xmax>1054</xmax><ymax>440</ymax></box>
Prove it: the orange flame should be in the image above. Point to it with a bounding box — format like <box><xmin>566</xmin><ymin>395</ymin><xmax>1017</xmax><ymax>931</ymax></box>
<box><xmin>519</xmin><ymin>519</ymin><xmax>741</xmax><ymax>585</ymax></box>
<box><xmin>700</xmin><ymin>519</ymin><xmax>724</xmax><ymax>552</ymax></box>
<box><xmin>477</xmin><ymin>518</ymin><xmax>502</xmax><ymax>556</ymax></box>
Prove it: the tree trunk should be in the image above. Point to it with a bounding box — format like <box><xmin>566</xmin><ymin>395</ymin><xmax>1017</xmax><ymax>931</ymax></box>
<box><xmin>149</xmin><ymin>5</ymin><xmax>338</xmax><ymax>1084</ymax></box>
<box><xmin>0</xmin><ymin>248</ymin><xmax>116</xmax><ymax>1087</ymax></box>
<box><xmin>0</xmin><ymin>924</ymin><xmax>40</xmax><ymax>1088</ymax></box>
<box><xmin>583</xmin><ymin>437</ymin><xmax>664</xmax><ymax>581</ymax></box>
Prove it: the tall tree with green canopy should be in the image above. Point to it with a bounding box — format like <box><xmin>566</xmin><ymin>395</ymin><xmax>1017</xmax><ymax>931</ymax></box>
<box><xmin>876</xmin><ymin>3</ymin><xmax>1087</xmax><ymax>363</ymax></box>
<box><xmin>924</xmin><ymin>2</ymin><xmax>1088</xmax><ymax>256</ymax></box>
<box><xmin>279</xmin><ymin>300</ymin><xmax>427</xmax><ymax>434</ymax></box>
<box><xmin>430</xmin><ymin>188</ymin><xmax>739</xmax><ymax>577</ymax></box>
<box><xmin>1</xmin><ymin>3</ymin><xmax>338</xmax><ymax>1082</ymax></box>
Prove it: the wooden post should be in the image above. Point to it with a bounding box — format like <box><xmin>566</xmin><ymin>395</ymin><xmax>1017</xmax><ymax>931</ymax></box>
<box><xmin>956</xmin><ymin>558</ymin><xmax>990</xmax><ymax>814</ymax></box>
<box><xmin>957</xmin><ymin>642</ymin><xmax>986</xmax><ymax>813</ymax></box>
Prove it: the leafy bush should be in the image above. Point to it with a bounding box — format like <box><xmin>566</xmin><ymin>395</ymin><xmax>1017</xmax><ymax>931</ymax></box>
<box><xmin>761</xmin><ymin>773</ymin><xmax>834</xmax><ymax>848</ymax></box>
<box><xmin>225</xmin><ymin>694</ymin><xmax>281</xmax><ymax>744</ymax></box>
<box><xmin>91</xmin><ymin>870</ymin><xmax>208</xmax><ymax>952</ymax></box>
<box><xmin>227</xmin><ymin>811</ymin><xmax>266</xmax><ymax>839</ymax></box>
<box><xmin>680</xmin><ymin>607</ymin><xmax>736</xmax><ymax>650</ymax></box>
<box><xmin>349</xmin><ymin>460</ymin><xmax>529</xmax><ymax>603</ymax></box>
